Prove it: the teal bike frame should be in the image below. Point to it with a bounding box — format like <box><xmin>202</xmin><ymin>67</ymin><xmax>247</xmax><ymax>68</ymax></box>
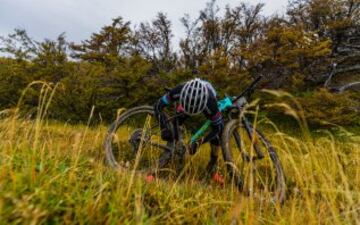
<box><xmin>186</xmin><ymin>75</ymin><xmax>262</xmax><ymax>144</ymax></box>
<box><xmin>189</xmin><ymin>96</ymin><xmax>233</xmax><ymax>143</ymax></box>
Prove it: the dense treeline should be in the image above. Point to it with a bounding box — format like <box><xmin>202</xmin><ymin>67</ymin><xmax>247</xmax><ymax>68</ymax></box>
<box><xmin>0</xmin><ymin>0</ymin><xmax>359</xmax><ymax>125</ymax></box>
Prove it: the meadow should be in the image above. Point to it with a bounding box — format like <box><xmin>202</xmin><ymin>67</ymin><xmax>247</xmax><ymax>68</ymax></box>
<box><xmin>1</xmin><ymin>0</ymin><xmax>359</xmax><ymax>223</ymax></box>
<box><xmin>0</xmin><ymin>105</ymin><xmax>359</xmax><ymax>224</ymax></box>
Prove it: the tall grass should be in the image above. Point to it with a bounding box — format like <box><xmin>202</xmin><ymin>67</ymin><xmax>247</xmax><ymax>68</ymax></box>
<box><xmin>0</xmin><ymin>83</ymin><xmax>359</xmax><ymax>224</ymax></box>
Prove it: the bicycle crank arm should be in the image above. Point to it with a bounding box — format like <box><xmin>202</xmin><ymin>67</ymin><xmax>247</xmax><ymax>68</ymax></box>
<box><xmin>149</xmin><ymin>141</ymin><xmax>173</xmax><ymax>152</ymax></box>
<box><xmin>243</xmin><ymin>154</ymin><xmax>265</xmax><ymax>162</ymax></box>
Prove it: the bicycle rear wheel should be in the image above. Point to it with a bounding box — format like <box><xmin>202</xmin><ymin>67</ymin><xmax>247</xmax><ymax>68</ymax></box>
<box><xmin>104</xmin><ymin>105</ymin><xmax>174</xmax><ymax>171</ymax></box>
<box><xmin>221</xmin><ymin>118</ymin><xmax>286</xmax><ymax>204</ymax></box>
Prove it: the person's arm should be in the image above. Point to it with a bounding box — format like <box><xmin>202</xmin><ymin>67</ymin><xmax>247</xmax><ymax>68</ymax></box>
<box><xmin>189</xmin><ymin>95</ymin><xmax>224</xmax><ymax>154</ymax></box>
<box><xmin>154</xmin><ymin>84</ymin><xmax>184</xmax><ymax>130</ymax></box>
<box><xmin>202</xmin><ymin>112</ymin><xmax>224</xmax><ymax>144</ymax></box>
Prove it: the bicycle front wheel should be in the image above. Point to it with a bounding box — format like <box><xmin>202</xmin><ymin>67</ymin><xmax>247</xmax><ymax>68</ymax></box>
<box><xmin>221</xmin><ymin>118</ymin><xmax>286</xmax><ymax>204</ymax></box>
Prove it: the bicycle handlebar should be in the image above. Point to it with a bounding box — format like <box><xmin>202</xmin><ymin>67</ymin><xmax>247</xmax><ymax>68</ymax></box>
<box><xmin>232</xmin><ymin>76</ymin><xmax>263</xmax><ymax>103</ymax></box>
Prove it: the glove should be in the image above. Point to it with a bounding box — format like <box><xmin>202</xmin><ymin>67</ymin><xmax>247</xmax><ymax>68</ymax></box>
<box><xmin>188</xmin><ymin>138</ymin><xmax>204</xmax><ymax>155</ymax></box>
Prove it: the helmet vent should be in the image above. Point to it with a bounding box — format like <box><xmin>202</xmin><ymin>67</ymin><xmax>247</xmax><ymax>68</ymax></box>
<box><xmin>180</xmin><ymin>78</ymin><xmax>209</xmax><ymax>115</ymax></box>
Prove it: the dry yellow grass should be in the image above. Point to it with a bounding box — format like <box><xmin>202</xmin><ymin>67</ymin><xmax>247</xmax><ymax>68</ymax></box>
<box><xmin>0</xmin><ymin>82</ymin><xmax>359</xmax><ymax>224</ymax></box>
<box><xmin>0</xmin><ymin>114</ymin><xmax>359</xmax><ymax>224</ymax></box>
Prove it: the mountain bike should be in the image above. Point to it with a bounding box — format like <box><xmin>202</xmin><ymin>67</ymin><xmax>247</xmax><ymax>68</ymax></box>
<box><xmin>104</xmin><ymin>77</ymin><xmax>286</xmax><ymax>203</ymax></box>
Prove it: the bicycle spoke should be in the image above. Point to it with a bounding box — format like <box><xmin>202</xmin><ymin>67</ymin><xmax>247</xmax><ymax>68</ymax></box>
<box><xmin>105</xmin><ymin>106</ymin><xmax>172</xmax><ymax>172</ymax></box>
<box><xmin>221</xmin><ymin>118</ymin><xmax>285</xmax><ymax>203</ymax></box>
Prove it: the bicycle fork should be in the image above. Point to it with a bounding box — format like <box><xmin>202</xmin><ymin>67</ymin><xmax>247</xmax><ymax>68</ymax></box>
<box><xmin>232</xmin><ymin>118</ymin><xmax>265</xmax><ymax>162</ymax></box>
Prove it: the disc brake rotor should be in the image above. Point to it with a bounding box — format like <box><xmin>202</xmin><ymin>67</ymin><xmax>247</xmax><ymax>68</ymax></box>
<box><xmin>129</xmin><ymin>128</ymin><xmax>151</xmax><ymax>153</ymax></box>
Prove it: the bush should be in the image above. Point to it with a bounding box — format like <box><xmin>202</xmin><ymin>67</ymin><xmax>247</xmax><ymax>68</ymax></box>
<box><xmin>298</xmin><ymin>89</ymin><xmax>360</xmax><ymax>126</ymax></box>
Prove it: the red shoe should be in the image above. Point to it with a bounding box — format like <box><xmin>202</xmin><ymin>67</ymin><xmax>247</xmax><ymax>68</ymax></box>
<box><xmin>146</xmin><ymin>174</ymin><xmax>155</xmax><ymax>183</ymax></box>
<box><xmin>212</xmin><ymin>172</ymin><xmax>225</xmax><ymax>186</ymax></box>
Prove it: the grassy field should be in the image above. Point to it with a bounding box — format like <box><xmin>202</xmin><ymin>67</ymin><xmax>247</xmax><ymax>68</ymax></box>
<box><xmin>0</xmin><ymin>110</ymin><xmax>359</xmax><ymax>225</ymax></box>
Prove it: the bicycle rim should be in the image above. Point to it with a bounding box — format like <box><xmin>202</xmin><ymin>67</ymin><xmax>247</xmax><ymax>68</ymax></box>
<box><xmin>221</xmin><ymin>118</ymin><xmax>286</xmax><ymax>204</ymax></box>
<box><xmin>104</xmin><ymin>105</ymin><xmax>172</xmax><ymax>172</ymax></box>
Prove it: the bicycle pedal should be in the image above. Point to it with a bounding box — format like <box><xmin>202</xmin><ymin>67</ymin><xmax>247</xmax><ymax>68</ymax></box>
<box><xmin>236</xmin><ymin>179</ymin><xmax>244</xmax><ymax>191</ymax></box>
<box><xmin>243</xmin><ymin>155</ymin><xmax>251</xmax><ymax>162</ymax></box>
<box><xmin>251</xmin><ymin>155</ymin><xmax>264</xmax><ymax>161</ymax></box>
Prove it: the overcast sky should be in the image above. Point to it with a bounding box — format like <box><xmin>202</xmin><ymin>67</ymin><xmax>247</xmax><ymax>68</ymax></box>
<box><xmin>0</xmin><ymin>0</ymin><xmax>288</xmax><ymax>45</ymax></box>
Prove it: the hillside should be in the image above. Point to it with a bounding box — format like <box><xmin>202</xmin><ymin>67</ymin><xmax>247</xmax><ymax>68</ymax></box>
<box><xmin>0</xmin><ymin>115</ymin><xmax>359</xmax><ymax>224</ymax></box>
<box><xmin>0</xmin><ymin>0</ymin><xmax>360</xmax><ymax>224</ymax></box>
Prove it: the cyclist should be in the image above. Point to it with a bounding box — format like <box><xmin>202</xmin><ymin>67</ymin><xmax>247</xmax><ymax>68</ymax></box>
<box><xmin>149</xmin><ymin>78</ymin><xmax>225</xmax><ymax>184</ymax></box>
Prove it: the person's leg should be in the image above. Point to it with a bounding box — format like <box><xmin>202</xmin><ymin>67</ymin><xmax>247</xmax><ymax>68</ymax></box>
<box><xmin>175</xmin><ymin>140</ymin><xmax>186</xmax><ymax>175</ymax></box>
<box><xmin>156</xmin><ymin>111</ymin><xmax>188</xmax><ymax>174</ymax></box>
<box><xmin>206</xmin><ymin>139</ymin><xmax>220</xmax><ymax>175</ymax></box>
<box><xmin>156</xmin><ymin>113</ymin><xmax>175</xmax><ymax>170</ymax></box>
<box><xmin>158</xmin><ymin>142</ymin><xmax>173</xmax><ymax>169</ymax></box>
<box><xmin>174</xmin><ymin>116</ymin><xmax>187</xmax><ymax>174</ymax></box>
<box><xmin>207</xmin><ymin>137</ymin><xmax>225</xmax><ymax>185</ymax></box>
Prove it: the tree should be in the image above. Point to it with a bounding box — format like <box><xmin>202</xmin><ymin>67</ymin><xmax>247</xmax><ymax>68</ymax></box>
<box><xmin>133</xmin><ymin>12</ymin><xmax>176</xmax><ymax>73</ymax></box>
<box><xmin>0</xmin><ymin>57</ymin><xmax>30</xmax><ymax>108</ymax></box>
<box><xmin>0</xmin><ymin>29</ymin><xmax>38</xmax><ymax>61</ymax></box>
<box><xmin>287</xmin><ymin>0</ymin><xmax>360</xmax><ymax>89</ymax></box>
<box><xmin>179</xmin><ymin>0</ymin><xmax>265</xmax><ymax>74</ymax></box>
<box><xmin>70</xmin><ymin>17</ymin><xmax>132</xmax><ymax>69</ymax></box>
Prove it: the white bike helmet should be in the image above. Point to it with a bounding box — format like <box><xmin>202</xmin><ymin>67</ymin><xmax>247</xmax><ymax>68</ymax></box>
<box><xmin>180</xmin><ymin>78</ymin><xmax>209</xmax><ymax>115</ymax></box>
